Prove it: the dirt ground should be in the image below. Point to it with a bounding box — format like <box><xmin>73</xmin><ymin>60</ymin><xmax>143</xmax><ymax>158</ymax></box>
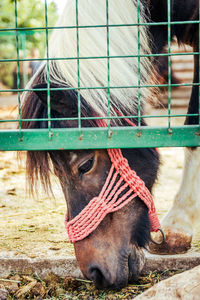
<box><xmin>0</xmin><ymin>97</ymin><xmax>200</xmax><ymax>259</ymax></box>
<box><xmin>0</xmin><ymin>150</ymin><xmax>74</xmax><ymax>258</ymax></box>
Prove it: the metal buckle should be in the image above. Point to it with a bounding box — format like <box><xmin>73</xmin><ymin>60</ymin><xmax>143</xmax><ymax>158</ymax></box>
<box><xmin>150</xmin><ymin>228</ymin><xmax>166</xmax><ymax>245</ymax></box>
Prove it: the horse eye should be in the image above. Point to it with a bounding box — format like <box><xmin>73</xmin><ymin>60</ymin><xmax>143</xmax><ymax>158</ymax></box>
<box><xmin>78</xmin><ymin>157</ymin><xmax>94</xmax><ymax>176</ymax></box>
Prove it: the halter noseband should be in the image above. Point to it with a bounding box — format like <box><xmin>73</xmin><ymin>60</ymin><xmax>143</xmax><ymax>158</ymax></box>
<box><xmin>65</xmin><ymin>117</ymin><xmax>160</xmax><ymax>243</ymax></box>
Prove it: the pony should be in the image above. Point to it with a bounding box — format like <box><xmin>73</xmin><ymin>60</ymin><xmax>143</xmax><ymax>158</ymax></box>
<box><xmin>21</xmin><ymin>0</ymin><xmax>199</xmax><ymax>289</ymax></box>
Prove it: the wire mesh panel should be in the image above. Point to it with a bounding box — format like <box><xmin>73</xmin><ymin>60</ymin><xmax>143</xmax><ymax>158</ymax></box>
<box><xmin>0</xmin><ymin>0</ymin><xmax>199</xmax><ymax>151</ymax></box>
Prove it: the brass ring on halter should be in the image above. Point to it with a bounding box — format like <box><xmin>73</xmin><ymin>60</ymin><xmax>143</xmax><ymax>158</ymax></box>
<box><xmin>150</xmin><ymin>228</ymin><xmax>166</xmax><ymax>245</ymax></box>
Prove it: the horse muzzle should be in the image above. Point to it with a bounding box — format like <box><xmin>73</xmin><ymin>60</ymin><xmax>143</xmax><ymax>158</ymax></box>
<box><xmin>74</xmin><ymin>240</ymin><xmax>146</xmax><ymax>289</ymax></box>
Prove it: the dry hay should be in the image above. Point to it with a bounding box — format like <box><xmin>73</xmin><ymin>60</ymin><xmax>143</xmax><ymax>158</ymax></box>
<box><xmin>0</xmin><ymin>269</ymin><xmax>184</xmax><ymax>300</ymax></box>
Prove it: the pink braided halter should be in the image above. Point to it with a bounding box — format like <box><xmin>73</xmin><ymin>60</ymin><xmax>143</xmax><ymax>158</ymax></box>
<box><xmin>65</xmin><ymin>118</ymin><xmax>160</xmax><ymax>243</ymax></box>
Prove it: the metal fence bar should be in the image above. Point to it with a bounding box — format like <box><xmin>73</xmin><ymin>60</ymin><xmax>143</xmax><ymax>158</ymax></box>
<box><xmin>137</xmin><ymin>0</ymin><xmax>141</xmax><ymax>129</ymax></box>
<box><xmin>199</xmin><ymin>3</ymin><xmax>200</xmax><ymax>126</ymax></box>
<box><xmin>76</xmin><ymin>0</ymin><xmax>82</xmax><ymax>134</ymax></box>
<box><xmin>1</xmin><ymin>82</ymin><xmax>199</xmax><ymax>94</ymax></box>
<box><xmin>44</xmin><ymin>0</ymin><xmax>52</xmax><ymax>140</ymax></box>
<box><xmin>1</xmin><ymin>20</ymin><xmax>200</xmax><ymax>32</ymax></box>
<box><xmin>167</xmin><ymin>0</ymin><xmax>172</xmax><ymax>131</ymax></box>
<box><xmin>0</xmin><ymin>126</ymin><xmax>199</xmax><ymax>151</ymax></box>
<box><xmin>14</xmin><ymin>0</ymin><xmax>22</xmax><ymax>140</ymax></box>
<box><xmin>106</xmin><ymin>0</ymin><xmax>111</xmax><ymax>134</ymax></box>
<box><xmin>1</xmin><ymin>113</ymin><xmax>199</xmax><ymax>124</ymax></box>
<box><xmin>1</xmin><ymin>51</ymin><xmax>199</xmax><ymax>63</ymax></box>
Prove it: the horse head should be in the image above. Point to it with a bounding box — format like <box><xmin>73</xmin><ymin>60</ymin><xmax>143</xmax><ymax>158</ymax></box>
<box><xmin>22</xmin><ymin>83</ymin><xmax>160</xmax><ymax>289</ymax></box>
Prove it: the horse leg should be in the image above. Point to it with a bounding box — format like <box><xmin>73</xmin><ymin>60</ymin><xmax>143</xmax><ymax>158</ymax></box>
<box><xmin>150</xmin><ymin>44</ymin><xmax>200</xmax><ymax>255</ymax></box>
<box><xmin>149</xmin><ymin>0</ymin><xmax>199</xmax><ymax>254</ymax></box>
<box><xmin>149</xmin><ymin>147</ymin><xmax>200</xmax><ymax>254</ymax></box>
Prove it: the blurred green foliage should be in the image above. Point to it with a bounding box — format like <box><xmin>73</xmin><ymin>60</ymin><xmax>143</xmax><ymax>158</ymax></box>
<box><xmin>0</xmin><ymin>0</ymin><xmax>58</xmax><ymax>89</ymax></box>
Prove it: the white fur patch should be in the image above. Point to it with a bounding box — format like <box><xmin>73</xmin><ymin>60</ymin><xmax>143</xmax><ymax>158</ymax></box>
<box><xmin>162</xmin><ymin>147</ymin><xmax>200</xmax><ymax>236</ymax></box>
<box><xmin>26</xmin><ymin>0</ymin><xmax>152</xmax><ymax>123</ymax></box>
<box><xmin>69</xmin><ymin>152</ymin><xmax>78</xmax><ymax>164</ymax></box>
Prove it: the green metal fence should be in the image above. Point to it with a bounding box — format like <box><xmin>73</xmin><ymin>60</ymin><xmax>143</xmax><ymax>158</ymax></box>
<box><xmin>0</xmin><ymin>0</ymin><xmax>200</xmax><ymax>151</ymax></box>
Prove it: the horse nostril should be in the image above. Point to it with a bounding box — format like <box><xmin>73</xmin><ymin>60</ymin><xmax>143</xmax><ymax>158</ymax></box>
<box><xmin>89</xmin><ymin>265</ymin><xmax>112</xmax><ymax>289</ymax></box>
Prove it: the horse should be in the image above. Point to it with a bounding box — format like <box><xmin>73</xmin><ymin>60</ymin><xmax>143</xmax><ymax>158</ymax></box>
<box><xmin>21</xmin><ymin>0</ymin><xmax>199</xmax><ymax>289</ymax></box>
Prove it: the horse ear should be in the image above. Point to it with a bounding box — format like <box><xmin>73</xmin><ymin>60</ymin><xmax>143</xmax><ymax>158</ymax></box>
<box><xmin>32</xmin><ymin>83</ymin><xmax>78</xmax><ymax>116</ymax></box>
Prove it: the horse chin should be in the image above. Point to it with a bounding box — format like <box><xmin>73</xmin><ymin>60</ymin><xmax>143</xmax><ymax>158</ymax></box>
<box><xmin>128</xmin><ymin>246</ymin><xmax>146</xmax><ymax>283</ymax></box>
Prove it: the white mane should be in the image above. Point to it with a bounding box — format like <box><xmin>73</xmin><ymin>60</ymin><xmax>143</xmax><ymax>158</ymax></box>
<box><xmin>27</xmin><ymin>0</ymin><xmax>153</xmax><ymax>123</ymax></box>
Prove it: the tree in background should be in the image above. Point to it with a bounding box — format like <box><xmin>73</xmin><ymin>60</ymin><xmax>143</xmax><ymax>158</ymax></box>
<box><xmin>0</xmin><ymin>0</ymin><xmax>58</xmax><ymax>89</ymax></box>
